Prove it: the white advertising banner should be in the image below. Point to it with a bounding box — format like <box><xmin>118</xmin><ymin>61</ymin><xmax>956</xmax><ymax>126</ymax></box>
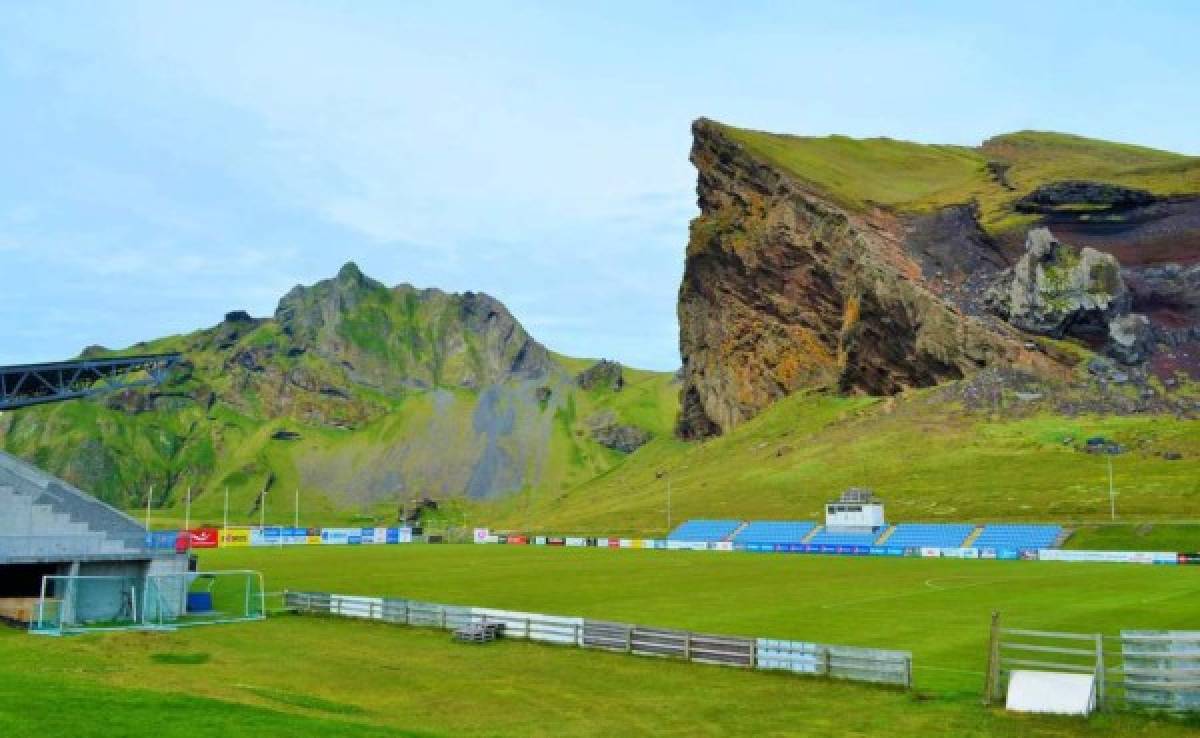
<box><xmin>1038</xmin><ymin>549</ymin><xmax>1175</xmax><ymax>565</ymax></box>
<box><xmin>473</xmin><ymin>528</ymin><xmax>490</xmax><ymax>544</ymax></box>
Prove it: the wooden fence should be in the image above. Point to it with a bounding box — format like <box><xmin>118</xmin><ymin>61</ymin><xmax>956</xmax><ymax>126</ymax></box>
<box><xmin>285</xmin><ymin>591</ymin><xmax>912</xmax><ymax>688</ymax></box>
<box><xmin>985</xmin><ymin>613</ymin><xmax>1200</xmax><ymax>713</ymax></box>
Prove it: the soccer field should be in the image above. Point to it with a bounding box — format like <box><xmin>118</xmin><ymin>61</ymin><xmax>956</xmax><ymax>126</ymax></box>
<box><xmin>201</xmin><ymin>545</ymin><xmax>1199</xmax><ymax>694</ymax></box>
<box><xmin>2</xmin><ymin>545</ymin><xmax>1197</xmax><ymax>737</ymax></box>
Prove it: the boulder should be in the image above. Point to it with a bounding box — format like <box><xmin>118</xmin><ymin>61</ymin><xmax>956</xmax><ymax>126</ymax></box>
<box><xmin>577</xmin><ymin>360</ymin><xmax>625</xmax><ymax>392</ymax></box>
<box><xmin>586</xmin><ymin>411</ymin><xmax>650</xmax><ymax>453</ymax></box>
<box><xmin>1107</xmin><ymin>314</ymin><xmax>1154</xmax><ymax>365</ymax></box>
<box><xmin>988</xmin><ymin>228</ymin><xmax>1154</xmax><ymax>365</ymax></box>
<box><xmin>987</xmin><ymin>228</ymin><xmax>1130</xmax><ymax>336</ymax></box>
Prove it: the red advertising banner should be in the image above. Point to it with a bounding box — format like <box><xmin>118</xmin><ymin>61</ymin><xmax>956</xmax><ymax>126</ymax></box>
<box><xmin>507</xmin><ymin>535</ymin><xmax>529</xmax><ymax>545</ymax></box>
<box><xmin>187</xmin><ymin>528</ymin><xmax>220</xmax><ymax>549</ymax></box>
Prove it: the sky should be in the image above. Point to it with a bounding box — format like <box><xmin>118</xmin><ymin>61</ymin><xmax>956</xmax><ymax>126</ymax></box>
<box><xmin>1</xmin><ymin>1</ymin><xmax>1197</xmax><ymax>370</ymax></box>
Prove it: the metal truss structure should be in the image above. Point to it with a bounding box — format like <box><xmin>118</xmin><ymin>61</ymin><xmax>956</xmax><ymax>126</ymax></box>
<box><xmin>0</xmin><ymin>354</ymin><xmax>182</xmax><ymax>411</ymax></box>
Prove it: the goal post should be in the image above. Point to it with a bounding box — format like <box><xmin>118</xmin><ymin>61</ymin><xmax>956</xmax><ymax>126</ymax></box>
<box><xmin>31</xmin><ymin>570</ymin><xmax>265</xmax><ymax>635</ymax></box>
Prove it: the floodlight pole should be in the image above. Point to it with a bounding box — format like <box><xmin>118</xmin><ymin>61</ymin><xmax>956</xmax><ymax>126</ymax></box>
<box><xmin>667</xmin><ymin>475</ymin><xmax>672</xmax><ymax>534</ymax></box>
<box><xmin>145</xmin><ymin>484</ymin><xmax>154</xmax><ymax>530</ymax></box>
<box><xmin>184</xmin><ymin>486</ymin><xmax>192</xmax><ymax>532</ymax></box>
<box><xmin>223</xmin><ymin>487</ymin><xmax>229</xmax><ymax>536</ymax></box>
<box><xmin>260</xmin><ymin>488</ymin><xmax>266</xmax><ymax>530</ymax></box>
<box><xmin>294</xmin><ymin>487</ymin><xmax>299</xmax><ymax>529</ymax></box>
<box><xmin>1108</xmin><ymin>454</ymin><xmax>1116</xmax><ymax>521</ymax></box>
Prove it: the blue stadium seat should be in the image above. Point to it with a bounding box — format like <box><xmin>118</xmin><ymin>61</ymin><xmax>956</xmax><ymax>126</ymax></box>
<box><xmin>973</xmin><ymin>524</ymin><xmax>1062</xmax><ymax>550</ymax></box>
<box><xmin>806</xmin><ymin>528</ymin><xmax>880</xmax><ymax>546</ymax></box>
<box><xmin>667</xmin><ymin>519</ymin><xmax>742</xmax><ymax>543</ymax></box>
<box><xmin>885</xmin><ymin>524</ymin><xmax>974</xmax><ymax>548</ymax></box>
<box><xmin>732</xmin><ymin>521</ymin><xmax>817</xmax><ymax>545</ymax></box>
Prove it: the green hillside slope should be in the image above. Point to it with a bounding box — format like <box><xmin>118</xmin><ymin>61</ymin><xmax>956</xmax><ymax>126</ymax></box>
<box><xmin>487</xmin><ymin>374</ymin><xmax>1200</xmax><ymax>536</ymax></box>
<box><xmin>720</xmin><ymin>123</ymin><xmax>1200</xmax><ymax>233</ymax></box>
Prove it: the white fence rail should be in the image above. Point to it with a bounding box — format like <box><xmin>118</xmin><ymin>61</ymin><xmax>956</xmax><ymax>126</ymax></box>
<box><xmin>286</xmin><ymin>591</ymin><xmax>912</xmax><ymax>688</ymax></box>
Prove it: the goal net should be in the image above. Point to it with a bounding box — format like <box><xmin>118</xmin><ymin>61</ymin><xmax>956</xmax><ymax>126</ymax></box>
<box><xmin>30</xmin><ymin>570</ymin><xmax>265</xmax><ymax>635</ymax></box>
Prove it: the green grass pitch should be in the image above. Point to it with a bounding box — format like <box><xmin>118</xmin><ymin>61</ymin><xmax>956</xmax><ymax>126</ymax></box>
<box><xmin>2</xmin><ymin>545</ymin><xmax>1198</xmax><ymax>737</ymax></box>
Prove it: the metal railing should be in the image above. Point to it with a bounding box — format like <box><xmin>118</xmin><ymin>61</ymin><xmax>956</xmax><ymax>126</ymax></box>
<box><xmin>985</xmin><ymin>614</ymin><xmax>1200</xmax><ymax>713</ymax></box>
<box><xmin>286</xmin><ymin>591</ymin><xmax>913</xmax><ymax>688</ymax></box>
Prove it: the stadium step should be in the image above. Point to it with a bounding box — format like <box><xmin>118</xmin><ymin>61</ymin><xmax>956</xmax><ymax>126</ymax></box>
<box><xmin>1052</xmin><ymin>528</ymin><xmax>1073</xmax><ymax>548</ymax></box>
<box><xmin>874</xmin><ymin>525</ymin><xmax>897</xmax><ymax>545</ymax></box>
<box><xmin>800</xmin><ymin>525</ymin><xmax>822</xmax><ymax>544</ymax></box>
<box><xmin>962</xmin><ymin>526</ymin><xmax>985</xmax><ymax>547</ymax></box>
<box><xmin>724</xmin><ymin>521</ymin><xmax>750</xmax><ymax>542</ymax></box>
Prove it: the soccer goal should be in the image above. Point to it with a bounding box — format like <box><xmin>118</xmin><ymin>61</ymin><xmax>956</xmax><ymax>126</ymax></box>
<box><xmin>30</xmin><ymin>570</ymin><xmax>265</xmax><ymax>635</ymax></box>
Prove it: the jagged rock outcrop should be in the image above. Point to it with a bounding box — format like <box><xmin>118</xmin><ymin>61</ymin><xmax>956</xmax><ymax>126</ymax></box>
<box><xmin>276</xmin><ymin>262</ymin><xmax>551</xmax><ymax>391</ymax></box>
<box><xmin>676</xmin><ymin>120</ymin><xmax>1036</xmax><ymax>439</ymax></box>
<box><xmin>587</xmin><ymin>411</ymin><xmax>651</xmax><ymax>453</ymax></box>
<box><xmin>576</xmin><ymin>360</ymin><xmax>625</xmax><ymax>391</ymax></box>
<box><xmin>986</xmin><ymin>229</ymin><xmax>1152</xmax><ymax>364</ymax></box>
<box><xmin>1016</xmin><ymin>181</ymin><xmax>1158</xmax><ymax>213</ymax></box>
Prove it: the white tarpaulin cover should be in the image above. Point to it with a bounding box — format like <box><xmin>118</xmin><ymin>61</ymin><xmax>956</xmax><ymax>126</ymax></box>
<box><xmin>1007</xmin><ymin>670</ymin><xmax>1096</xmax><ymax>716</ymax></box>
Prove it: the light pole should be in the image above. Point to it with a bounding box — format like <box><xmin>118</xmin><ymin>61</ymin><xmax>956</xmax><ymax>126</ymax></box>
<box><xmin>1107</xmin><ymin>453</ymin><xmax>1116</xmax><ymax>521</ymax></box>
<box><xmin>666</xmin><ymin>474</ymin><xmax>672</xmax><ymax>534</ymax></box>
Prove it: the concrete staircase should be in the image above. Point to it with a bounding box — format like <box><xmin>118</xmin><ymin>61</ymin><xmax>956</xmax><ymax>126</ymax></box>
<box><xmin>724</xmin><ymin>521</ymin><xmax>750</xmax><ymax>542</ymax></box>
<box><xmin>0</xmin><ymin>451</ymin><xmax>149</xmax><ymax>560</ymax></box>
<box><xmin>962</xmin><ymin>526</ymin><xmax>985</xmax><ymax>547</ymax></box>
<box><xmin>1052</xmin><ymin>528</ymin><xmax>1073</xmax><ymax>548</ymax></box>
<box><xmin>874</xmin><ymin>525</ymin><xmax>897</xmax><ymax>545</ymax></box>
<box><xmin>801</xmin><ymin>526</ymin><xmax>823</xmax><ymax>544</ymax></box>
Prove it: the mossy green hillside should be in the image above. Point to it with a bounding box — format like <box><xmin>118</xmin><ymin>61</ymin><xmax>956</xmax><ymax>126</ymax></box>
<box><xmin>487</xmin><ymin>385</ymin><xmax>1200</xmax><ymax>536</ymax></box>
<box><xmin>717</xmin><ymin>122</ymin><xmax>1200</xmax><ymax>234</ymax></box>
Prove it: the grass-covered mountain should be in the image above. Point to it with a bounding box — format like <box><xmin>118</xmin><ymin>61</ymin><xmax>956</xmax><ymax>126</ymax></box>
<box><xmin>0</xmin><ymin>263</ymin><xmax>677</xmax><ymax>522</ymax></box>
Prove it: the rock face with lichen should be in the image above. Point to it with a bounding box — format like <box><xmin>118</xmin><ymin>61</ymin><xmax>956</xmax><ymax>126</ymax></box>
<box><xmin>986</xmin><ymin>229</ymin><xmax>1152</xmax><ymax>364</ymax></box>
<box><xmin>676</xmin><ymin>119</ymin><xmax>1036</xmax><ymax>439</ymax></box>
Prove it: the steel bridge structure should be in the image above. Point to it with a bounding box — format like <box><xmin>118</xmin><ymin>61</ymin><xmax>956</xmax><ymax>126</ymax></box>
<box><xmin>0</xmin><ymin>354</ymin><xmax>182</xmax><ymax>411</ymax></box>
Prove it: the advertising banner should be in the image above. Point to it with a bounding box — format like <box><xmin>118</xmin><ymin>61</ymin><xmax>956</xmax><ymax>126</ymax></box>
<box><xmin>508</xmin><ymin>535</ymin><xmax>528</xmax><ymax>545</ymax></box>
<box><xmin>607</xmin><ymin>538</ymin><xmax>621</xmax><ymax>549</ymax></box>
<box><xmin>473</xmin><ymin>528</ymin><xmax>490</xmax><ymax>544</ymax></box>
<box><xmin>220</xmin><ymin>529</ymin><xmax>250</xmax><ymax>547</ymax></box>
<box><xmin>1039</xmin><ymin>550</ymin><xmax>1177</xmax><ymax>565</ymax></box>
<box><xmin>187</xmin><ymin>528</ymin><xmax>220</xmax><ymax>549</ymax></box>
<box><xmin>320</xmin><ymin>528</ymin><xmax>353</xmax><ymax>545</ymax></box>
<box><xmin>534</xmin><ymin>536</ymin><xmax>547</xmax><ymax>546</ymax></box>
<box><xmin>1178</xmin><ymin>553</ymin><xmax>1200</xmax><ymax>565</ymax></box>
<box><xmin>920</xmin><ymin>547</ymin><xmax>941</xmax><ymax>558</ymax></box>
<box><xmin>565</xmin><ymin>537</ymin><xmax>587</xmax><ymax>547</ymax></box>
<box><xmin>710</xmin><ymin>541</ymin><xmax>733</xmax><ymax>552</ymax></box>
<box><xmin>546</xmin><ymin>537</ymin><xmax>565</xmax><ymax>546</ymax></box>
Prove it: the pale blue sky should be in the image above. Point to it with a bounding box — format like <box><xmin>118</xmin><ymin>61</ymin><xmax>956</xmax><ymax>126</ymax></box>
<box><xmin>2</xmin><ymin>1</ymin><xmax>1197</xmax><ymax>369</ymax></box>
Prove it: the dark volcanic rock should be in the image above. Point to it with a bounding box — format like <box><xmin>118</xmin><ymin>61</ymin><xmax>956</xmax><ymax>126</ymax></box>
<box><xmin>587</xmin><ymin>411</ymin><xmax>651</xmax><ymax>453</ymax></box>
<box><xmin>576</xmin><ymin>360</ymin><xmax>625</xmax><ymax>391</ymax></box>
<box><xmin>224</xmin><ymin>310</ymin><xmax>255</xmax><ymax>323</ymax></box>
<box><xmin>1016</xmin><ymin>181</ymin><xmax>1158</xmax><ymax>213</ymax></box>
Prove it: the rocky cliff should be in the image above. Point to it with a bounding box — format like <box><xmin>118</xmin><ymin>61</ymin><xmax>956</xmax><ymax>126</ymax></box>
<box><xmin>678</xmin><ymin>120</ymin><xmax>1200</xmax><ymax>438</ymax></box>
